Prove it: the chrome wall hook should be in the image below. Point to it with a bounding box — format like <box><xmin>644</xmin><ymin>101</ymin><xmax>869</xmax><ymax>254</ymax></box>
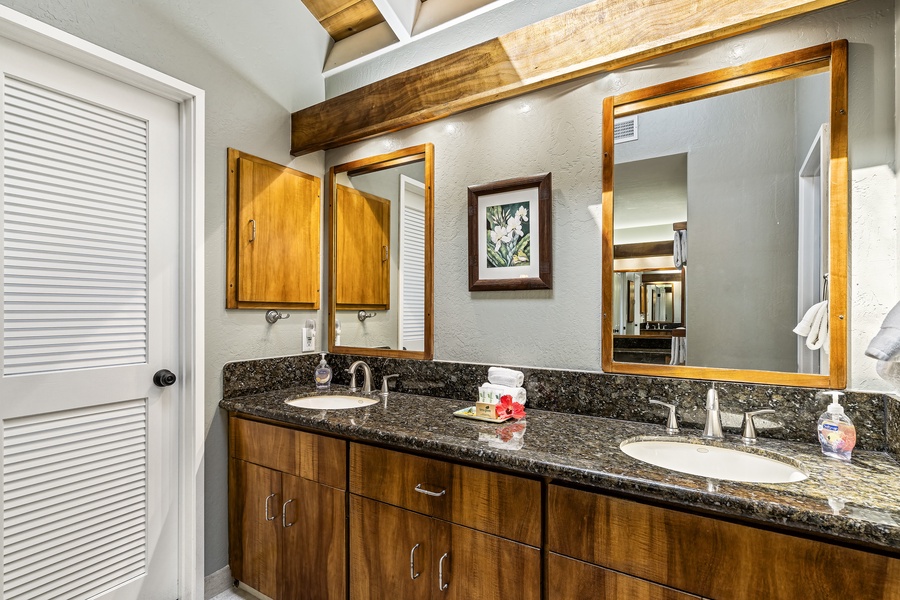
<box><xmin>265</xmin><ymin>310</ymin><xmax>290</xmax><ymax>324</ymax></box>
<box><xmin>357</xmin><ymin>310</ymin><xmax>376</xmax><ymax>322</ymax></box>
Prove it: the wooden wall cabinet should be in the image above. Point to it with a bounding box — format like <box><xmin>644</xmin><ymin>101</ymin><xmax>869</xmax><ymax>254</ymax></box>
<box><xmin>228</xmin><ymin>417</ymin><xmax>347</xmax><ymax>600</ymax></box>
<box><xmin>227</xmin><ymin>148</ymin><xmax>321</xmax><ymax>309</ymax></box>
<box><xmin>335</xmin><ymin>184</ymin><xmax>390</xmax><ymax>310</ymax></box>
<box><xmin>348</xmin><ymin>443</ymin><xmax>541</xmax><ymax>599</ymax></box>
<box><xmin>547</xmin><ymin>484</ymin><xmax>900</xmax><ymax>600</ymax></box>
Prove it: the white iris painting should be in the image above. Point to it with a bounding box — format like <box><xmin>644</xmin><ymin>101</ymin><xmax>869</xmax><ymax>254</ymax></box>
<box><xmin>486</xmin><ymin>202</ymin><xmax>531</xmax><ymax>268</ymax></box>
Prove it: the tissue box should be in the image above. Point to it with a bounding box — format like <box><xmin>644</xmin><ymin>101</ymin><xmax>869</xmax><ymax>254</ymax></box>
<box><xmin>475</xmin><ymin>402</ymin><xmax>499</xmax><ymax>419</ymax></box>
<box><xmin>478</xmin><ymin>383</ymin><xmax>527</xmax><ymax>405</ymax></box>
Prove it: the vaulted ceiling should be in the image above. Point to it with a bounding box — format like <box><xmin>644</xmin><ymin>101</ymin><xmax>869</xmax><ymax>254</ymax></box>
<box><xmin>298</xmin><ymin>0</ymin><xmax>548</xmax><ymax>74</ymax></box>
<box><xmin>299</xmin><ymin>0</ymin><xmax>389</xmax><ymax>41</ymax></box>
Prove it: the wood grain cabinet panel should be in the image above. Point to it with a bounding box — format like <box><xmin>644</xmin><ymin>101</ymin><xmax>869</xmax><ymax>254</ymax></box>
<box><xmin>230</xmin><ymin>460</ymin><xmax>282</xmax><ymax>599</ymax></box>
<box><xmin>548</xmin><ymin>484</ymin><xmax>900</xmax><ymax>600</ymax></box>
<box><xmin>350</xmin><ymin>443</ymin><xmax>541</xmax><ymax>546</ymax></box>
<box><xmin>229</xmin><ymin>417</ymin><xmax>347</xmax><ymax>600</ymax></box>
<box><xmin>548</xmin><ymin>553</ymin><xmax>701</xmax><ymax>600</ymax></box>
<box><xmin>226</xmin><ymin>148</ymin><xmax>321</xmax><ymax>309</ymax></box>
<box><xmin>281</xmin><ymin>474</ymin><xmax>346</xmax><ymax>600</ymax></box>
<box><xmin>230</xmin><ymin>416</ymin><xmax>346</xmax><ymax>488</ymax></box>
<box><xmin>335</xmin><ymin>184</ymin><xmax>390</xmax><ymax>310</ymax></box>
<box><xmin>350</xmin><ymin>495</ymin><xmax>540</xmax><ymax>600</ymax></box>
<box><xmin>350</xmin><ymin>494</ymin><xmax>435</xmax><ymax>600</ymax></box>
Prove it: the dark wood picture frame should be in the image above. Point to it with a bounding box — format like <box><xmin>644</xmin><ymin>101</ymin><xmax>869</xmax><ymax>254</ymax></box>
<box><xmin>467</xmin><ymin>172</ymin><xmax>552</xmax><ymax>291</ymax></box>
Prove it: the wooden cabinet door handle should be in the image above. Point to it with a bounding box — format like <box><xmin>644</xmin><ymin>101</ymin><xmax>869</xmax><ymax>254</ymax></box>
<box><xmin>249</xmin><ymin>219</ymin><xmax>256</xmax><ymax>242</ymax></box>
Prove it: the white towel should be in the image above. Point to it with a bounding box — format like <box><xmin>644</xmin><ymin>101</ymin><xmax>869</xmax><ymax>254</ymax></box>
<box><xmin>487</xmin><ymin>366</ymin><xmax>525</xmax><ymax>387</ymax></box>
<box><xmin>673</xmin><ymin>231</ymin><xmax>683</xmax><ymax>268</ymax></box>
<box><xmin>866</xmin><ymin>300</ymin><xmax>900</xmax><ymax>361</ymax></box>
<box><xmin>794</xmin><ymin>300</ymin><xmax>829</xmax><ymax>353</ymax></box>
<box><xmin>669</xmin><ymin>335</ymin><xmax>686</xmax><ymax>365</ymax></box>
<box><xmin>679</xmin><ymin>230</ymin><xmax>687</xmax><ymax>264</ymax></box>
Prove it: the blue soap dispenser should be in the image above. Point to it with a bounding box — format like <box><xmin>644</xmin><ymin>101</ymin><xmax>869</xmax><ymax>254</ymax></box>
<box><xmin>314</xmin><ymin>352</ymin><xmax>332</xmax><ymax>391</ymax></box>
<box><xmin>816</xmin><ymin>391</ymin><xmax>856</xmax><ymax>462</ymax></box>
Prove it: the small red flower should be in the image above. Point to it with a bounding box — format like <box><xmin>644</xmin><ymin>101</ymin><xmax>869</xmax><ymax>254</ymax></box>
<box><xmin>495</xmin><ymin>394</ymin><xmax>526</xmax><ymax>420</ymax></box>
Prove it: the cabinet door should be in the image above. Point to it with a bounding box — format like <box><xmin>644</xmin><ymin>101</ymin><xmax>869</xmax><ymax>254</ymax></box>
<box><xmin>350</xmin><ymin>495</ymin><xmax>433</xmax><ymax>600</ymax></box>
<box><xmin>336</xmin><ymin>184</ymin><xmax>390</xmax><ymax>309</ymax></box>
<box><xmin>281</xmin><ymin>475</ymin><xmax>346</xmax><ymax>600</ymax></box>
<box><xmin>548</xmin><ymin>553</ymin><xmax>700</xmax><ymax>600</ymax></box>
<box><xmin>231</xmin><ymin>460</ymin><xmax>282</xmax><ymax>599</ymax></box>
<box><xmin>226</xmin><ymin>148</ymin><xmax>321</xmax><ymax>309</ymax></box>
<box><xmin>439</xmin><ymin>522</ymin><xmax>541</xmax><ymax>600</ymax></box>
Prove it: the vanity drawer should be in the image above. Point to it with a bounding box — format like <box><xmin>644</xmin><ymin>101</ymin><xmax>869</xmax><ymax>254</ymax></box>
<box><xmin>548</xmin><ymin>485</ymin><xmax>900</xmax><ymax>600</ymax></box>
<box><xmin>350</xmin><ymin>443</ymin><xmax>541</xmax><ymax>546</ymax></box>
<box><xmin>229</xmin><ymin>416</ymin><xmax>346</xmax><ymax>489</ymax></box>
<box><xmin>547</xmin><ymin>553</ymin><xmax>700</xmax><ymax>600</ymax></box>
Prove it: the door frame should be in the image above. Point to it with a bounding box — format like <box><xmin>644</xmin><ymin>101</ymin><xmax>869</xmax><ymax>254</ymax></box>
<box><xmin>0</xmin><ymin>7</ymin><xmax>206</xmax><ymax>599</ymax></box>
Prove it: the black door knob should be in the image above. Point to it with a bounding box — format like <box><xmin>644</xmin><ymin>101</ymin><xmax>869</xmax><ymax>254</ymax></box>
<box><xmin>153</xmin><ymin>369</ymin><xmax>177</xmax><ymax>387</ymax></box>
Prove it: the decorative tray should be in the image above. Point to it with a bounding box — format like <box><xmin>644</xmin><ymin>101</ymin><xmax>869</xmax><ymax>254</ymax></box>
<box><xmin>452</xmin><ymin>406</ymin><xmax>513</xmax><ymax>423</ymax></box>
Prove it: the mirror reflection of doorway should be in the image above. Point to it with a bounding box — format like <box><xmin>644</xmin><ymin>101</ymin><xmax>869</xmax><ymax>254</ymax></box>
<box><xmin>399</xmin><ymin>175</ymin><xmax>426</xmax><ymax>352</ymax></box>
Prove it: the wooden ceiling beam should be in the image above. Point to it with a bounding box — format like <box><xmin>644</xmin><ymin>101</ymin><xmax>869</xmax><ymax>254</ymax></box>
<box><xmin>291</xmin><ymin>0</ymin><xmax>849</xmax><ymax>155</ymax></box>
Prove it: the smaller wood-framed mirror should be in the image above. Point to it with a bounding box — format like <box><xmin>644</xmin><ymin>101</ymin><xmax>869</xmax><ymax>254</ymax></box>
<box><xmin>328</xmin><ymin>144</ymin><xmax>434</xmax><ymax>359</ymax></box>
<box><xmin>601</xmin><ymin>41</ymin><xmax>848</xmax><ymax>388</ymax></box>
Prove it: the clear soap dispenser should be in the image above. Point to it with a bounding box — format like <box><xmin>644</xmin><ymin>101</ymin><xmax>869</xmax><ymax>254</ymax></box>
<box><xmin>816</xmin><ymin>391</ymin><xmax>856</xmax><ymax>461</ymax></box>
<box><xmin>314</xmin><ymin>353</ymin><xmax>332</xmax><ymax>391</ymax></box>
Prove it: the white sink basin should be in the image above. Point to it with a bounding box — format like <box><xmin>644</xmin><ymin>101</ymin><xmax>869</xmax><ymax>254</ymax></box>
<box><xmin>285</xmin><ymin>395</ymin><xmax>379</xmax><ymax>410</ymax></box>
<box><xmin>620</xmin><ymin>438</ymin><xmax>808</xmax><ymax>484</ymax></box>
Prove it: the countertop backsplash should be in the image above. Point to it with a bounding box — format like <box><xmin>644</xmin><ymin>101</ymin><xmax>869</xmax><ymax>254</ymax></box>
<box><xmin>222</xmin><ymin>354</ymin><xmax>895</xmax><ymax>453</ymax></box>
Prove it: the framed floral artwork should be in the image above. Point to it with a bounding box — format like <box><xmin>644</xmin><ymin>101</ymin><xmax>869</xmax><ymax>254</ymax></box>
<box><xmin>467</xmin><ymin>172</ymin><xmax>552</xmax><ymax>291</ymax></box>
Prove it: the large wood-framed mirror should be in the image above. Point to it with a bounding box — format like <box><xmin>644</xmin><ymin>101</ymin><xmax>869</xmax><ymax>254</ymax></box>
<box><xmin>328</xmin><ymin>144</ymin><xmax>434</xmax><ymax>359</ymax></box>
<box><xmin>601</xmin><ymin>41</ymin><xmax>848</xmax><ymax>388</ymax></box>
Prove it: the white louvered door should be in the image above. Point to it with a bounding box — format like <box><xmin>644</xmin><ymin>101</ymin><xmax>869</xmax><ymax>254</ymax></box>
<box><xmin>398</xmin><ymin>175</ymin><xmax>425</xmax><ymax>352</ymax></box>
<box><xmin>0</xmin><ymin>34</ymin><xmax>180</xmax><ymax>600</ymax></box>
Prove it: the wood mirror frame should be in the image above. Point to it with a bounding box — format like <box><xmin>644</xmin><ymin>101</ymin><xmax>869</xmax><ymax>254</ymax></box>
<box><xmin>327</xmin><ymin>144</ymin><xmax>434</xmax><ymax>359</ymax></box>
<box><xmin>601</xmin><ymin>41</ymin><xmax>848</xmax><ymax>388</ymax></box>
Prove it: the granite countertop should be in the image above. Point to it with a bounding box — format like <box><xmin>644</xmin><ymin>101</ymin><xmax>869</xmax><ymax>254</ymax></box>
<box><xmin>220</xmin><ymin>385</ymin><xmax>900</xmax><ymax>554</ymax></box>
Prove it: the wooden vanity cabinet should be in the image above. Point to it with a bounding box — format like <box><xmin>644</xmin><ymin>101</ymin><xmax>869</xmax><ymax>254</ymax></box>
<box><xmin>349</xmin><ymin>443</ymin><xmax>541</xmax><ymax>599</ymax></box>
<box><xmin>228</xmin><ymin>417</ymin><xmax>347</xmax><ymax>600</ymax></box>
<box><xmin>548</xmin><ymin>484</ymin><xmax>900</xmax><ymax>600</ymax></box>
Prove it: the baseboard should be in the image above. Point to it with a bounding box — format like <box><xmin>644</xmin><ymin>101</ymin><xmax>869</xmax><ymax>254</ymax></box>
<box><xmin>204</xmin><ymin>566</ymin><xmax>234</xmax><ymax>600</ymax></box>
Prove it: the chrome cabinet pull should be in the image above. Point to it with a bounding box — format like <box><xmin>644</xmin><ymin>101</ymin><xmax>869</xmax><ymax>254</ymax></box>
<box><xmin>414</xmin><ymin>483</ymin><xmax>446</xmax><ymax>497</ymax></box>
<box><xmin>264</xmin><ymin>493</ymin><xmax>276</xmax><ymax>521</ymax></box>
<box><xmin>438</xmin><ymin>552</ymin><xmax>449</xmax><ymax>591</ymax></box>
<box><xmin>409</xmin><ymin>543</ymin><xmax>420</xmax><ymax>580</ymax></box>
<box><xmin>249</xmin><ymin>219</ymin><xmax>257</xmax><ymax>242</ymax></box>
<box><xmin>282</xmin><ymin>499</ymin><xmax>295</xmax><ymax>527</ymax></box>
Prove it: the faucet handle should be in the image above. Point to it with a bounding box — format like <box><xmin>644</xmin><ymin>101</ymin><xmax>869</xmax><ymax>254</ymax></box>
<box><xmin>381</xmin><ymin>374</ymin><xmax>399</xmax><ymax>396</ymax></box>
<box><xmin>741</xmin><ymin>409</ymin><xmax>776</xmax><ymax>444</ymax></box>
<box><xmin>649</xmin><ymin>399</ymin><xmax>679</xmax><ymax>435</ymax></box>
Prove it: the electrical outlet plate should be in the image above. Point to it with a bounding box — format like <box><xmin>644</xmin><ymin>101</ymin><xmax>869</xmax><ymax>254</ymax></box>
<box><xmin>302</xmin><ymin>327</ymin><xmax>315</xmax><ymax>352</ymax></box>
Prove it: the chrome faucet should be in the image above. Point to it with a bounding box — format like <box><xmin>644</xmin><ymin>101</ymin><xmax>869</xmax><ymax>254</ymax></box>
<box><xmin>702</xmin><ymin>384</ymin><xmax>724</xmax><ymax>440</ymax></box>
<box><xmin>347</xmin><ymin>360</ymin><xmax>373</xmax><ymax>393</ymax></box>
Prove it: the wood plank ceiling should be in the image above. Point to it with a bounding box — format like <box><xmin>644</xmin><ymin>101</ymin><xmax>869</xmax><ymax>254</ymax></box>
<box><xmin>300</xmin><ymin>0</ymin><xmax>385</xmax><ymax>41</ymax></box>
